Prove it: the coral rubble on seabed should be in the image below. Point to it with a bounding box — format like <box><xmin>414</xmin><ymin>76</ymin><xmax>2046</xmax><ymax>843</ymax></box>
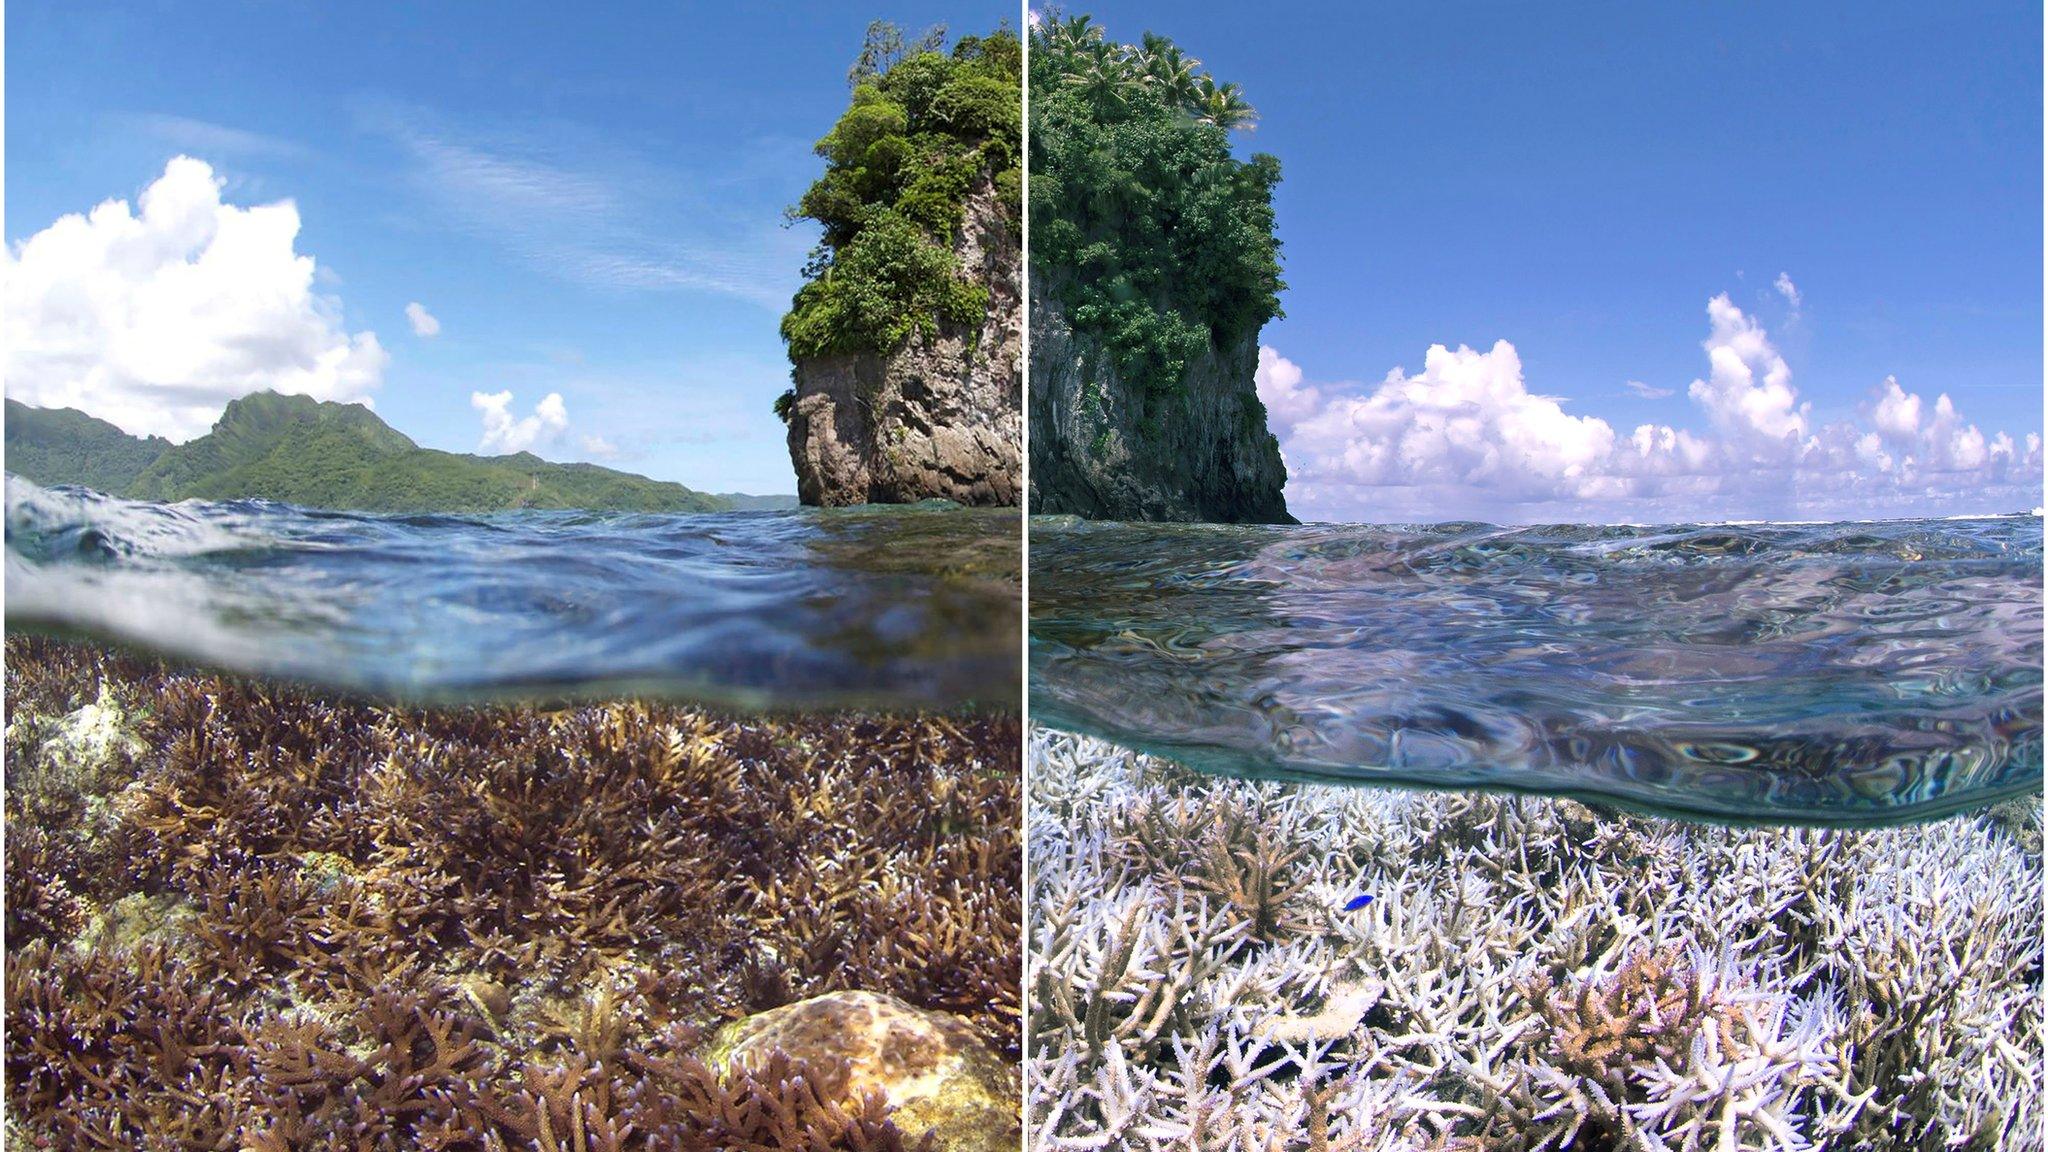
<box><xmin>1026</xmin><ymin>726</ymin><xmax>2044</xmax><ymax>1152</ymax></box>
<box><xmin>2</xmin><ymin>635</ymin><xmax>1020</xmax><ymax>1150</ymax></box>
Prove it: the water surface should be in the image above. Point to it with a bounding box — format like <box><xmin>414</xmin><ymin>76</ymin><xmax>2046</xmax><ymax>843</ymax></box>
<box><xmin>6</xmin><ymin>477</ymin><xmax>1019</xmax><ymax>710</ymax></box>
<box><xmin>1031</xmin><ymin>515</ymin><xmax>2042</xmax><ymax>824</ymax></box>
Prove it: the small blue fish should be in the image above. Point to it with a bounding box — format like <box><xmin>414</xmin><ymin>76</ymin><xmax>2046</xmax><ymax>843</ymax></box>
<box><xmin>1342</xmin><ymin>893</ymin><xmax>1375</xmax><ymax>912</ymax></box>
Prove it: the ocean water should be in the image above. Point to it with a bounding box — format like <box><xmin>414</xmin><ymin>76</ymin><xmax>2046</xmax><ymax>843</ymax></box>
<box><xmin>1030</xmin><ymin>514</ymin><xmax>2043</xmax><ymax>825</ymax></box>
<box><xmin>4</xmin><ymin>477</ymin><xmax>1020</xmax><ymax>710</ymax></box>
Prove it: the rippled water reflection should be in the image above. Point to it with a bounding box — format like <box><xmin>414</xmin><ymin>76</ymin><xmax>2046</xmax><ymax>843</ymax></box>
<box><xmin>5</xmin><ymin>477</ymin><xmax>1020</xmax><ymax>710</ymax></box>
<box><xmin>1030</xmin><ymin>515</ymin><xmax>2042</xmax><ymax>824</ymax></box>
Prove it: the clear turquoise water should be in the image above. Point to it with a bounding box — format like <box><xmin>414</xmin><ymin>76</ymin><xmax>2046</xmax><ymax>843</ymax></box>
<box><xmin>5</xmin><ymin>477</ymin><xmax>1019</xmax><ymax>710</ymax></box>
<box><xmin>1030</xmin><ymin>515</ymin><xmax>2042</xmax><ymax>825</ymax></box>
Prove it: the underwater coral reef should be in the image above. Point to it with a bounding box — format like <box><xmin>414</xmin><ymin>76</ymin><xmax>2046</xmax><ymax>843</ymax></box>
<box><xmin>1026</xmin><ymin>727</ymin><xmax>2043</xmax><ymax>1152</ymax></box>
<box><xmin>3</xmin><ymin>635</ymin><xmax>1019</xmax><ymax>1150</ymax></box>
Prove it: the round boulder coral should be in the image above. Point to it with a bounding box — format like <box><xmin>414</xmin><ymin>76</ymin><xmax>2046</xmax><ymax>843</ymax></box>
<box><xmin>707</xmin><ymin>990</ymin><xmax>1018</xmax><ymax>1152</ymax></box>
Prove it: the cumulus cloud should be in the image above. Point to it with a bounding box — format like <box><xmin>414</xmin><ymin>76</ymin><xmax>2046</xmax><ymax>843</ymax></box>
<box><xmin>472</xmin><ymin>390</ymin><xmax>568</xmax><ymax>454</ymax></box>
<box><xmin>1859</xmin><ymin>376</ymin><xmax>1999</xmax><ymax>474</ymax></box>
<box><xmin>1871</xmin><ymin>375</ymin><xmax>1921</xmax><ymax>440</ymax></box>
<box><xmin>578</xmin><ymin>433</ymin><xmax>618</xmax><ymax>458</ymax></box>
<box><xmin>1267</xmin><ymin>295</ymin><xmax>2040</xmax><ymax>523</ymax></box>
<box><xmin>4</xmin><ymin>156</ymin><xmax>386</xmax><ymax>441</ymax></box>
<box><xmin>405</xmin><ymin>301</ymin><xmax>441</xmax><ymax>337</ymax></box>
<box><xmin>1283</xmin><ymin>340</ymin><xmax>1622</xmax><ymax>507</ymax></box>
<box><xmin>1689</xmin><ymin>293</ymin><xmax>1808</xmax><ymax>447</ymax></box>
<box><xmin>1255</xmin><ymin>346</ymin><xmax>1322</xmax><ymax>431</ymax></box>
<box><xmin>1774</xmin><ymin>272</ymin><xmax>1802</xmax><ymax>312</ymax></box>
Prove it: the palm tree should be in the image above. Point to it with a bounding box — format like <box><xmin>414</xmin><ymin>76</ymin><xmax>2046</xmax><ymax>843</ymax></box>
<box><xmin>1144</xmin><ymin>41</ymin><xmax>1203</xmax><ymax>108</ymax></box>
<box><xmin>1045</xmin><ymin>14</ymin><xmax>1098</xmax><ymax>57</ymax></box>
<box><xmin>1074</xmin><ymin>40</ymin><xmax>1130</xmax><ymax>109</ymax></box>
<box><xmin>1130</xmin><ymin>32</ymin><xmax>1166</xmax><ymax>84</ymax></box>
<box><xmin>1192</xmin><ymin>76</ymin><xmax>1258</xmax><ymax>131</ymax></box>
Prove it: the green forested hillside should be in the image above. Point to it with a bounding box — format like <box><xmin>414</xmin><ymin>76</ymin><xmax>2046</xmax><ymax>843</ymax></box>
<box><xmin>8</xmin><ymin>392</ymin><xmax>731</xmax><ymax>514</ymax></box>
<box><xmin>3</xmin><ymin>400</ymin><xmax>173</xmax><ymax>494</ymax></box>
<box><xmin>710</xmin><ymin>492</ymin><xmax>802</xmax><ymax>511</ymax></box>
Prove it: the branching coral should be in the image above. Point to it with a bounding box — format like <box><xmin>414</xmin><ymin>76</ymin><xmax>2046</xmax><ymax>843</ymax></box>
<box><xmin>3</xmin><ymin>635</ymin><xmax>1018</xmax><ymax>1150</ymax></box>
<box><xmin>1027</xmin><ymin>726</ymin><xmax>2043</xmax><ymax>1152</ymax></box>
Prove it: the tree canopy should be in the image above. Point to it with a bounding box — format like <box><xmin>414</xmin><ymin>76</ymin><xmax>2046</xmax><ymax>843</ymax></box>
<box><xmin>1029</xmin><ymin>13</ymin><xmax>1285</xmax><ymax>401</ymax></box>
<box><xmin>778</xmin><ymin>22</ymin><xmax>1021</xmax><ymax>380</ymax></box>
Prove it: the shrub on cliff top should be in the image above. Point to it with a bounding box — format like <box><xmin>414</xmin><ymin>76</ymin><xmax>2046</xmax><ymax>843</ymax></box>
<box><xmin>1029</xmin><ymin>13</ymin><xmax>1285</xmax><ymax>401</ymax></box>
<box><xmin>781</xmin><ymin>23</ymin><xmax>1021</xmax><ymax>364</ymax></box>
<box><xmin>782</xmin><ymin>207</ymin><xmax>989</xmax><ymax>360</ymax></box>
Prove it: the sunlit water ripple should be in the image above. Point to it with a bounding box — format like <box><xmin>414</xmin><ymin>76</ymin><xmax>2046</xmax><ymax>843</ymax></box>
<box><xmin>1030</xmin><ymin>514</ymin><xmax>2043</xmax><ymax>825</ymax></box>
<box><xmin>5</xmin><ymin>477</ymin><xmax>1020</xmax><ymax>710</ymax></box>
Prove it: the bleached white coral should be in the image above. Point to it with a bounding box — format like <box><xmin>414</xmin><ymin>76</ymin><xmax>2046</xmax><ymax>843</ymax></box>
<box><xmin>1026</xmin><ymin>727</ymin><xmax>2043</xmax><ymax>1152</ymax></box>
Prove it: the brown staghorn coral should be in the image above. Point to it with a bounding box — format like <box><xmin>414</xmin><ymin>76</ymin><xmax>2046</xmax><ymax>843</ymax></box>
<box><xmin>1532</xmin><ymin>947</ymin><xmax>1721</xmax><ymax>1084</ymax></box>
<box><xmin>3</xmin><ymin>635</ymin><xmax>1017</xmax><ymax>1150</ymax></box>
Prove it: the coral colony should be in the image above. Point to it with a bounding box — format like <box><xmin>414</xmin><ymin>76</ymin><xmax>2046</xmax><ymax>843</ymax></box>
<box><xmin>1026</xmin><ymin>728</ymin><xmax>2042</xmax><ymax>1152</ymax></box>
<box><xmin>3</xmin><ymin>636</ymin><xmax>1020</xmax><ymax>1150</ymax></box>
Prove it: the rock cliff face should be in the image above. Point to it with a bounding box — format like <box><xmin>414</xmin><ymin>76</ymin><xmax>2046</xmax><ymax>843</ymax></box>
<box><xmin>1028</xmin><ymin>275</ymin><xmax>1292</xmax><ymax>524</ymax></box>
<box><xmin>786</xmin><ymin>176</ymin><xmax>1021</xmax><ymax>507</ymax></box>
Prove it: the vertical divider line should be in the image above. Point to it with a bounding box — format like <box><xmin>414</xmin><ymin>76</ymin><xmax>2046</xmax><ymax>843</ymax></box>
<box><xmin>1015</xmin><ymin>4</ymin><xmax>1033</xmax><ymax>1149</ymax></box>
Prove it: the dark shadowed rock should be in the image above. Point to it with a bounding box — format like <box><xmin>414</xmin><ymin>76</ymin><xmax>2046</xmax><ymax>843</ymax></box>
<box><xmin>1028</xmin><ymin>276</ymin><xmax>1293</xmax><ymax>524</ymax></box>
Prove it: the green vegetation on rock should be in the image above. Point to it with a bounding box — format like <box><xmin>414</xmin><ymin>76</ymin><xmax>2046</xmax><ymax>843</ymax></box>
<box><xmin>8</xmin><ymin>392</ymin><xmax>729</xmax><ymax>514</ymax></box>
<box><xmin>1029</xmin><ymin>13</ymin><xmax>1285</xmax><ymax>401</ymax></box>
<box><xmin>779</xmin><ymin>22</ymin><xmax>1021</xmax><ymax>368</ymax></box>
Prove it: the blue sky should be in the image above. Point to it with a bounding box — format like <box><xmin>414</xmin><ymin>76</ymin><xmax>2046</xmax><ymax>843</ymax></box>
<box><xmin>8</xmin><ymin>3</ymin><xmax>2040</xmax><ymax>517</ymax></box>
<box><xmin>7</xmin><ymin>2</ymin><xmax>1009</xmax><ymax>495</ymax></box>
<box><xmin>1072</xmin><ymin>1</ymin><xmax>2043</xmax><ymax>522</ymax></box>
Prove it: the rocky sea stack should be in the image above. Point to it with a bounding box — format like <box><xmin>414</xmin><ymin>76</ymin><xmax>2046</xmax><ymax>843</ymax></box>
<box><xmin>787</xmin><ymin>175</ymin><xmax>1021</xmax><ymax>507</ymax></box>
<box><xmin>780</xmin><ymin>25</ymin><xmax>1022</xmax><ymax>508</ymax></box>
<box><xmin>1027</xmin><ymin>17</ymin><xmax>1292</xmax><ymax>524</ymax></box>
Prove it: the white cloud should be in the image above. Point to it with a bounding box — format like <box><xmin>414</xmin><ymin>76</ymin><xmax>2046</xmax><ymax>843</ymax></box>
<box><xmin>1624</xmin><ymin>379</ymin><xmax>1674</xmax><ymax>399</ymax></box>
<box><xmin>1266</xmin><ymin>294</ymin><xmax>2041</xmax><ymax>523</ymax></box>
<box><xmin>1284</xmin><ymin>340</ymin><xmax>1622</xmax><ymax>507</ymax></box>
<box><xmin>578</xmin><ymin>433</ymin><xmax>618</xmax><ymax>458</ymax></box>
<box><xmin>366</xmin><ymin>105</ymin><xmax>803</xmax><ymax>311</ymax></box>
<box><xmin>1689</xmin><ymin>294</ymin><xmax>1808</xmax><ymax>447</ymax></box>
<box><xmin>1773</xmin><ymin>271</ymin><xmax>1802</xmax><ymax>312</ymax></box>
<box><xmin>3</xmin><ymin>156</ymin><xmax>386</xmax><ymax>441</ymax></box>
<box><xmin>1871</xmin><ymin>375</ymin><xmax>1922</xmax><ymax>439</ymax></box>
<box><xmin>1254</xmin><ymin>346</ymin><xmax>1321</xmax><ymax>431</ymax></box>
<box><xmin>472</xmin><ymin>389</ymin><xmax>568</xmax><ymax>454</ymax></box>
<box><xmin>120</xmin><ymin>113</ymin><xmax>309</xmax><ymax>161</ymax></box>
<box><xmin>405</xmin><ymin>301</ymin><xmax>441</xmax><ymax>337</ymax></box>
<box><xmin>1863</xmin><ymin>376</ymin><xmax>1995</xmax><ymax>474</ymax></box>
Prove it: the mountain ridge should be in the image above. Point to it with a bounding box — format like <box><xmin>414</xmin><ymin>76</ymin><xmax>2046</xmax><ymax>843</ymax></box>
<box><xmin>5</xmin><ymin>393</ymin><xmax>751</xmax><ymax>514</ymax></box>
